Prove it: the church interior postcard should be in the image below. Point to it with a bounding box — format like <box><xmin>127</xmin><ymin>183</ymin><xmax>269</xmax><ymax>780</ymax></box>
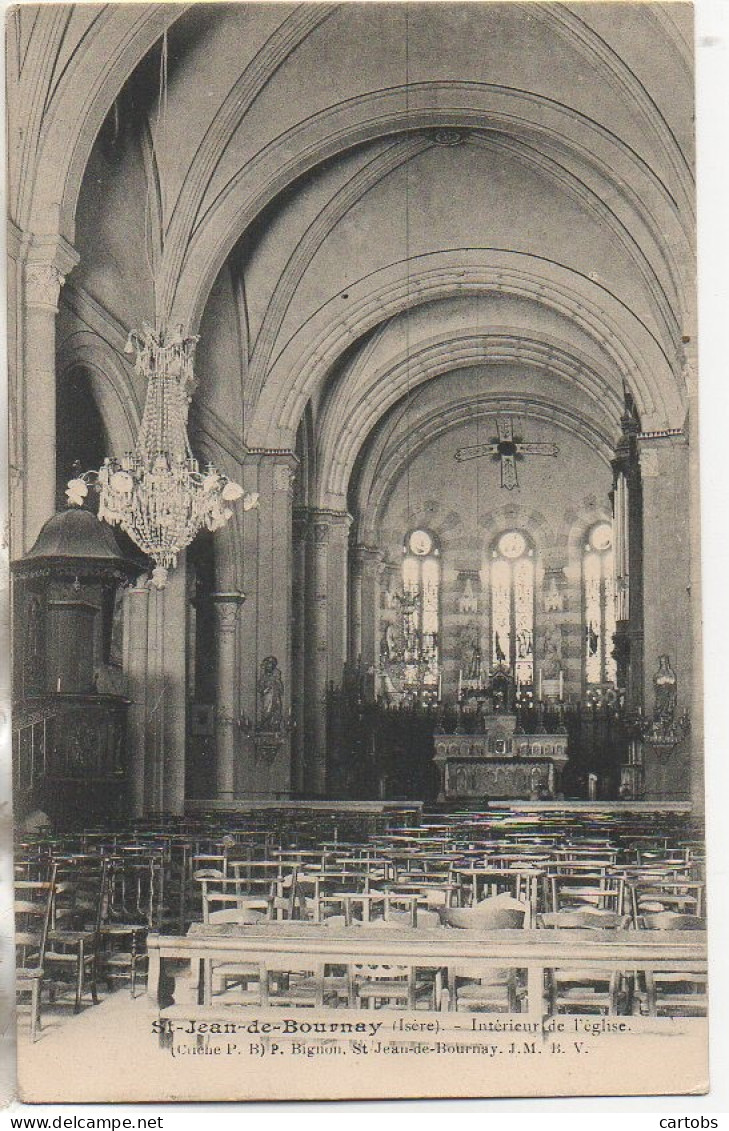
<box><xmin>5</xmin><ymin>0</ymin><xmax>710</xmax><ymax>1104</ymax></box>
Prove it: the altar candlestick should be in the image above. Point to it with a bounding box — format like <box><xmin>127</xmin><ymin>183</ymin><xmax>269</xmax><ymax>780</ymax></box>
<box><xmin>458</xmin><ymin>669</ymin><xmax>462</xmax><ymax>698</ymax></box>
<box><xmin>538</xmin><ymin>668</ymin><xmax>543</xmax><ymax>700</ymax></box>
<box><xmin>559</xmin><ymin>671</ymin><xmax>564</xmax><ymax>701</ymax></box>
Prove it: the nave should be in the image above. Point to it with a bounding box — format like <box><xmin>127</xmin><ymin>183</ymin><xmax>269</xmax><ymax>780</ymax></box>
<box><xmin>8</xmin><ymin>3</ymin><xmax>705</xmax><ymax>1101</ymax></box>
<box><xmin>16</xmin><ymin>802</ymin><xmax>707</xmax><ymax>1092</ymax></box>
<box><xmin>8</xmin><ymin>1</ymin><xmax>700</xmax><ymax>826</ymax></box>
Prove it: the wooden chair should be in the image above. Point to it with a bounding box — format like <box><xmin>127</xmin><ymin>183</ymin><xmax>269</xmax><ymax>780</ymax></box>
<box><xmin>537</xmin><ymin>910</ymin><xmax>632</xmax><ymax>1015</ymax></box>
<box><xmin>635</xmin><ymin>911</ymin><xmax>707</xmax><ymax>1017</ymax></box>
<box><xmin>199</xmin><ymin>907</ymin><xmax>276</xmax><ymax>1005</ymax></box>
<box><xmin>15</xmin><ymin>867</ymin><xmax>56</xmax><ymax>1042</ymax></box>
<box><xmin>44</xmin><ymin>857</ymin><xmax>107</xmax><ymax>1013</ymax></box>
<box><xmin>440</xmin><ymin>896</ymin><xmax>529</xmax><ymax>1012</ymax></box>
<box><xmin>629</xmin><ymin>879</ymin><xmax>705</xmax><ymax>925</ymax></box>
<box><xmin>548</xmin><ymin>869</ymin><xmax>625</xmax><ymax>915</ymax></box>
<box><xmin>100</xmin><ymin>854</ymin><xmax>164</xmax><ymax>996</ymax></box>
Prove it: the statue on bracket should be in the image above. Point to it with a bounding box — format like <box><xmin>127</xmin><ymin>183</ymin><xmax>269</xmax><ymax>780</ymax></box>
<box><xmin>653</xmin><ymin>654</ymin><xmax>677</xmax><ymax>725</ymax></box>
<box><xmin>257</xmin><ymin>655</ymin><xmax>284</xmax><ymax>732</ymax></box>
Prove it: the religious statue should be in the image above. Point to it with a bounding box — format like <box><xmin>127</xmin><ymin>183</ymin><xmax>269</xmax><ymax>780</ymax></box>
<box><xmin>542</xmin><ymin>624</ymin><xmax>563</xmax><ymax>679</ymax></box>
<box><xmin>653</xmin><ymin>654</ymin><xmax>677</xmax><ymax>725</ymax></box>
<box><xmin>380</xmin><ymin>622</ymin><xmax>398</xmax><ymax>664</ymax></box>
<box><xmin>458</xmin><ymin>576</ymin><xmax>478</xmax><ymax>614</ymax></box>
<box><xmin>466</xmin><ymin>640</ymin><xmax>483</xmax><ymax>682</ymax></box>
<box><xmin>258</xmin><ymin>655</ymin><xmax>284</xmax><ymax>732</ymax></box>
<box><xmin>543</xmin><ymin>572</ymin><xmax>564</xmax><ymax>613</ymax></box>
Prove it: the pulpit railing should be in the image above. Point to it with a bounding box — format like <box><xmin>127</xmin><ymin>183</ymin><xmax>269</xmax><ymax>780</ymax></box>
<box><xmin>13</xmin><ymin>693</ymin><xmax>130</xmax><ymax>823</ymax></box>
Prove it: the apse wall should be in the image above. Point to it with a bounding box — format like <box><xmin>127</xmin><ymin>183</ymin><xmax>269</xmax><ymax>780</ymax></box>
<box><xmin>375</xmin><ymin>414</ymin><xmax>613</xmax><ymax>702</ymax></box>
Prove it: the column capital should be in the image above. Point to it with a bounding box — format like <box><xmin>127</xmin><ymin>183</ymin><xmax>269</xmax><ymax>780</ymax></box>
<box><xmin>25</xmin><ymin>261</ymin><xmax>65</xmax><ymax>311</ymax></box>
<box><xmin>352</xmin><ymin>542</ymin><xmax>383</xmax><ymax>575</ymax></box>
<box><xmin>211</xmin><ymin>590</ymin><xmax>246</xmax><ymax>632</ymax></box>
<box><xmin>308</xmin><ymin>507</ymin><xmax>352</xmax><ymax>526</ymax></box>
<box><xmin>25</xmin><ymin>234</ymin><xmax>79</xmax><ymax>310</ymax></box>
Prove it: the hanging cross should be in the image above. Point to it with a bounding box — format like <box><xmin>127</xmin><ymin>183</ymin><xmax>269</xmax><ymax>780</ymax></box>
<box><xmin>454</xmin><ymin>417</ymin><xmax>559</xmax><ymax>490</ymax></box>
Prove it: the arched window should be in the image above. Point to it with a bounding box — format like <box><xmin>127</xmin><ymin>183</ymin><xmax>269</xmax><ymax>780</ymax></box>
<box><xmin>490</xmin><ymin>530</ymin><xmax>535</xmax><ymax>686</ymax></box>
<box><xmin>401</xmin><ymin>529</ymin><xmax>440</xmax><ymax>696</ymax></box>
<box><xmin>583</xmin><ymin>521</ymin><xmax>617</xmax><ymax>687</ymax></box>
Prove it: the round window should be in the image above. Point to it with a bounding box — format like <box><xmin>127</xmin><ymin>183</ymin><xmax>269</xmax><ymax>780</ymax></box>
<box><xmin>498</xmin><ymin>531</ymin><xmax>527</xmax><ymax>559</ymax></box>
<box><xmin>408</xmin><ymin>529</ymin><xmax>433</xmax><ymax>556</ymax></box>
<box><xmin>589</xmin><ymin>522</ymin><xmax>612</xmax><ymax>552</ymax></box>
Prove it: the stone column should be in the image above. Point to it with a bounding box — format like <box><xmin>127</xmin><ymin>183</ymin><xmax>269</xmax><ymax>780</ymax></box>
<box><xmin>353</xmin><ymin>544</ymin><xmax>383</xmax><ymax>700</ymax></box>
<box><xmin>142</xmin><ymin>554</ymin><xmax>188</xmax><ymax>816</ymax></box>
<box><xmin>7</xmin><ymin>221</ymin><xmax>26</xmax><ymax>556</ymax></box>
<box><xmin>309</xmin><ymin>515</ymin><xmax>330</xmax><ymax>796</ymax></box>
<box><xmin>291</xmin><ymin>511</ymin><xmax>309</xmax><ymax>795</ymax></box>
<box><xmin>162</xmin><ymin>560</ymin><xmax>188</xmax><ymax>815</ymax></box>
<box><xmin>22</xmin><ymin>236</ymin><xmax>79</xmax><ymax>552</ymax></box>
<box><xmin>145</xmin><ymin>585</ymin><xmax>165</xmax><ymax>814</ymax></box>
<box><xmin>611</xmin><ymin>411</ymin><xmax>644</xmax><ymax>711</ymax></box>
<box><xmin>639</xmin><ymin>431</ymin><xmax>692</xmax><ymax>800</ymax></box>
<box><xmin>304</xmin><ymin>509</ymin><xmax>351</xmax><ymax>795</ymax></box>
<box><xmin>239</xmin><ymin>451</ymin><xmax>297</xmax><ymax>797</ymax></box>
<box><xmin>328</xmin><ymin>512</ymin><xmax>351</xmax><ymax>681</ymax></box>
<box><xmin>211</xmin><ymin>592</ymin><xmax>245</xmax><ymax>798</ymax></box>
<box><xmin>349</xmin><ymin>546</ymin><xmax>365</xmax><ymax>665</ymax></box>
<box><xmin>123</xmin><ymin>580</ymin><xmax>150</xmax><ymax>817</ymax></box>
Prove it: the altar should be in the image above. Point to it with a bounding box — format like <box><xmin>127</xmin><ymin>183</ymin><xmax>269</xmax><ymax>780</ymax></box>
<box><xmin>433</xmin><ymin>713</ymin><xmax>568</xmax><ymax>801</ymax></box>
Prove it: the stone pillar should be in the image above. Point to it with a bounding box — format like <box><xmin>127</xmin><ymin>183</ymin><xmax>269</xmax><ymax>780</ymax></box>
<box><xmin>22</xmin><ymin>236</ymin><xmax>79</xmax><ymax>552</ymax></box>
<box><xmin>145</xmin><ymin>585</ymin><xmax>165</xmax><ymax>814</ymax></box>
<box><xmin>123</xmin><ymin>580</ymin><xmax>150</xmax><ymax>818</ymax></box>
<box><xmin>350</xmin><ymin>547</ymin><xmax>364</xmax><ymax>665</ymax></box>
<box><xmin>639</xmin><ymin>431</ymin><xmax>692</xmax><ymax>800</ymax></box>
<box><xmin>211</xmin><ymin>592</ymin><xmax>245</xmax><ymax>798</ymax></box>
<box><xmin>304</xmin><ymin>509</ymin><xmax>351</xmax><ymax>795</ymax></box>
<box><xmin>7</xmin><ymin>221</ymin><xmax>26</xmax><ymax>556</ymax></box>
<box><xmin>352</xmin><ymin>544</ymin><xmax>383</xmax><ymax>700</ymax></box>
<box><xmin>611</xmin><ymin>410</ymin><xmax>644</xmax><ymax>711</ymax></box>
<box><xmin>328</xmin><ymin>512</ymin><xmax>351</xmax><ymax>682</ymax></box>
<box><xmin>291</xmin><ymin>511</ymin><xmax>309</xmax><ymax>795</ymax></box>
<box><xmin>239</xmin><ymin>451</ymin><xmax>297</xmax><ymax>797</ymax></box>
<box><xmin>309</xmin><ymin>515</ymin><xmax>330</xmax><ymax>796</ymax></box>
<box><xmin>141</xmin><ymin>554</ymin><xmax>188</xmax><ymax>816</ymax></box>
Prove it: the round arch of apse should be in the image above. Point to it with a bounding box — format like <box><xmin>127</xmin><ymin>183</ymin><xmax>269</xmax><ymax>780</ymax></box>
<box><xmin>358</xmin><ymin>398</ymin><xmax>615</xmax><ymax>547</ymax></box>
<box><xmin>316</xmin><ymin>331</ymin><xmax>624</xmax><ymax>506</ymax></box>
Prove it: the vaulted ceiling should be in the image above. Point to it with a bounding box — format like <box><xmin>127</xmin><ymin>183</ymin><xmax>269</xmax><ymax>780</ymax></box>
<box><xmin>9</xmin><ymin>2</ymin><xmax>696</xmax><ymax>511</ymax></box>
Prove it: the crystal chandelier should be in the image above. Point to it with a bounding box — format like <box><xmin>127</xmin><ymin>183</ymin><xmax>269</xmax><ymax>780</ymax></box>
<box><xmin>66</xmin><ymin>322</ymin><xmax>258</xmax><ymax>588</ymax></box>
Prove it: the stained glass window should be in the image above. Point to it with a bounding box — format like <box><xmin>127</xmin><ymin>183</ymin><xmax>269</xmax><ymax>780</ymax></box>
<box><xmin>401</xmin><ymin>530</ymin><xmax>440</xmax><ymax>697</ymax></box>
<box><xmin>583</xmin><ymin>521</ymin><xmax>617</xmax><ymax>687</ymax></box>
<box><xmin>490</xmin><ymin>530</ymin><xmax>535</xmax><ymax>685</ymax></box>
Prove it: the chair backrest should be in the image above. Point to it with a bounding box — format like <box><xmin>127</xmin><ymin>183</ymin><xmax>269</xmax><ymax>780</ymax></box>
<box><xmin>15</xmin><ymin>865</ymin><xmax>56</xmax><ymax>969</ymax></box>
<box><xmin>52</xmin><ymin>857</ymin><xmax>108</xmax><ymax>934</ymax></box>
<box><xmin>106</xmin><ymin>855</ymin><xmax>163</xmax><ymax>928</ymax></box>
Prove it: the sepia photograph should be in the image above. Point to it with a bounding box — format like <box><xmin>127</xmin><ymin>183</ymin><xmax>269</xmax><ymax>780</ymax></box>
<box><xmin>5</xmin><ymin>0</ymin><xmax>713</xmax><ymax>1105</ymax></box>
